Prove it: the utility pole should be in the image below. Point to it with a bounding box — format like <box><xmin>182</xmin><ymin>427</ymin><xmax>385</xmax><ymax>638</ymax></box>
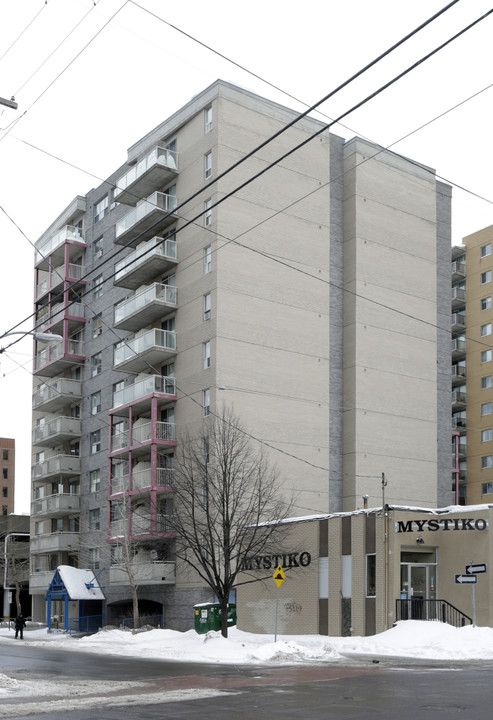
<box><xmin>0</xmin><ymin>96</ymin><xmax>17</xmax><ymax>110</ymax></box>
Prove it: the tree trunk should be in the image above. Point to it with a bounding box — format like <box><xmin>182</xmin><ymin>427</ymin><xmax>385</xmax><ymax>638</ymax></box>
<box><xmin>130</xmin><ymin>577</ymin><xmax>139</xmax><ymax>632</ymax></box>
<box><xmin>220</xmin><ymin>598</ymin><xmax>229</xmax><ymax>639</ymax></box>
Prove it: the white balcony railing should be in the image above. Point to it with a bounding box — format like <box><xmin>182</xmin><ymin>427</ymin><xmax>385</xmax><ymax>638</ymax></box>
<box><xmin>32</xmin><ymin>416</ymin><xmax>81</xmax><ymax>445</ymax></box>
<box><xmin>115</xmin><ymin>192</ymin><xmax>178</xmax><ymax>240</ymax></box>
<box><xmin>114</xmin><ymin>283</ymin><xmax>177</xmax><ymax>325</ymax></box>
<box><xmin>32</xmin><ymin>377</ymin><xmax>81</xmax><ymax>410</ymax></box>
<box><xmin>112</xmin><ymin>375</ymin><xmax>175</xmax><ymax>409</ymax></box>
<box><xmin>114</xmin><ymin>237</ymin><xmax>177</xmax><ymax>283</ymax></box>
<box><xmin>31</xmin><ymin>455</ymin><xmax>80</xmax><ymax>480</ymax></box>
<box><xmin>114</xmin><ymin>147</ymin><xmax>178</xmax><ymax>199</ymax></box>
<box><xmin>113</xmin><ymin>329</ymin><xmax>175</xmax><ymax>367</ymax></box>
<box><xmin>35</xmin><ymin>225</ymin><xmax>85</xmax><ymax>264</ymax></box>
<box><xmin>132</xmin><ymin>421</ymin><xmax>175</xmax><ymax>444</ymax></box>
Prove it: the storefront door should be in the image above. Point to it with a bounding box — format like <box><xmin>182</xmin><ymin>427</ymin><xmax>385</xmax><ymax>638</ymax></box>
<box><xmin>400</xmin><ymin>550</ymin><xmax>437</xmax><ymax>620</ymax></box>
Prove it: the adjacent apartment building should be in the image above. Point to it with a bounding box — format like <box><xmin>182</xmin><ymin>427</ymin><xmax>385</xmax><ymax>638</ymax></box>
<box><xmin>0</xmin><ymin>438</ymin><xmax>15</xmax><ymax>515</ymax></box>
<box><xmin>452</xmin><ymin>225</ymin><xmax>493</xmax><ymax>505</ymax></box>
<box><xmin>29</xmin><ymin>80</ymin><xmax>453</xmax><ymax>627</ymax></box>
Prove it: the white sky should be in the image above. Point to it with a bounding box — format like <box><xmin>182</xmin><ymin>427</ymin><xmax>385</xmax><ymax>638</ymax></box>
<box><xmin>0</xmin><ymin>0</ymin><xmax>492</xmax><ymax>512</ymax></box>
<box><xmin>0</xmin><ymin>621</ymin><xmax>491</xmax><ymax>714</ymax></box>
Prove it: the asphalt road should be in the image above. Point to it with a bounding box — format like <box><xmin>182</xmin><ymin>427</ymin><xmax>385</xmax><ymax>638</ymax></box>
<box><xmin>2</xmin><ymin>639</ymin><xmax>493</xmax><ymax>719</ymax></box>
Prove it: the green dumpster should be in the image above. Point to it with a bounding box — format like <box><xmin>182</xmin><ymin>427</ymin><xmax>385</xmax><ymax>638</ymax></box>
<box><xmin>194</xmin><ymin>603</ymin><xmax>236</xmax><ymax>634</ymax></box>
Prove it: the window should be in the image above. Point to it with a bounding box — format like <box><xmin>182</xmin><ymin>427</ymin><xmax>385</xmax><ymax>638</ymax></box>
<box><xmin>204</xmin><ymin>293</ymin><xmax>211</xmax><ymax>321</ymax></box>
<box><xmin>93</xmin><ymin>274</ymin><xmax>103</xmax><ymax>300</ymax></box>
<box><xmin>89</xmin><ymin>508</ymin><xmax>100</xmax><ymax>530</ymax></box>
<box><xmin>91</xmin><ymin>352</ymin><xmax>102</xmax><ymax>377</ymax></box>
<box><xmin>205</xmin><ymin>106</ymin><xmax>212</xmax><ymax>133</ymax></box>
<box><xmin>89</xmin><ymin>548</ymin><xmax>100</xmax><ymax>571</ymax></box>
<box><xmin>91</xmin><ymin>391</ymin><xmax>101</xmax><ymax>415</ymax></box>
<box><xmin>366</xmin><ymin>554</ymin><xmax>376</xmax><ymax>597</ymax></box>
<box><xmin>482</xmin><ymin>376</ymin><xmax>493</xmax><ymax>390</ymax></box>
<box><xmin>482</xmin><ymin>429</ymin><xmax>493</xmax><ymax>443</ymax></box>
<box><xmin>2</xmin><ymin>507</ymin><xmax>7</xmax><ymax>516</ymax></box>
<box><xmin>92</xmin><ymin>313</ymin><xmax>103</xmax><ymax>338</ymax></box>
<box><xmin>482</xmin><ymin>482</ymin><xmax>493</xmax><ymax>495</ymax></box>
<box><xmin>482</xmin><ymin>350</ymin><xmax>492</xmax><ymax>363</ymax></box>
<box><xmin>204</xmin><ymin>245</ymin><xmax>212</xmax><ymax>273</ymax></box>
<box><xmin>203</xmin><ymin>341</ymin><xmax>211</xmax><ymax>369</ymax></box>
<box><xmin>93</xmin><ymin>236</ymin><xmax>103</xmax><ymax>260</ymax></box>
<box><xmin>204</xmin><ymin>198</ymin><xmax>212</xmax><ymax>226</ymax></box>
<box><xmin>94</xmin><ymin>195</ymin><xmax>108</xmax><ymax>223</ymax></box>
<box><xmin>2</xmin><ymin>450</ymin><xmax>7</xmax><ymax>461</ymax></box>
<box><xmin>111</xmin><ymin>545</ymin><xmax>123</xmax><ymax>564</ymax></box>
<box><xmin>204</xmin><ymin>151</ymin><xmax>212</xmax><ymax>179</ymax></box>
<box><xmin>482</xmin><ymin>456</ymin><xmax>493</xmax><ymax>469</ymax></box>
<box><xmin>2</xmin><ymin>487</ymin><xmax>7</xmax><ymax>498</ymax></box>
<box><xmin>203</xmin><ymin>437</ymin><xmax>210</xmax><ymax>464</ymax></box>
<box><xmin>482</xmin><ymin>297</ymin><xmax>492</xmax><ymax>311</ymax></box>
<box><xmin>90</xmin><ymin>469</ymin><xmax>101</xmax><ymax>493</ymax></box>
<box><xmin>203</xmin><ymin>389</ymin><xmax>210</xmax><ymax>416</ymax></box>
<box><xmin>90</xmin><ymin>429</ymin><xmax>101</xmax><ymax>454</ymax></box>
<box><xmin>481</xmin><ymin>270</ymin><xmax>492</xmax><ymax>284</ymax></box>
<box><xmin>481</xmin><ymin>323</ymin><xmax>492</xmax><ymax>337</ymax></box>
<box><xmin>481</xmin><ymin>243</ymin><xmax>492</xmax><ymax>258</ymax></box>
<box><xmin>482</xmin><ymin>402</ymin><xmax>492</xmax><ymax>416</ymax></box>
<box><xmin>2</xmin><ymin>469</ymin><xmax>7</xmax><ymax>480</ymax></box>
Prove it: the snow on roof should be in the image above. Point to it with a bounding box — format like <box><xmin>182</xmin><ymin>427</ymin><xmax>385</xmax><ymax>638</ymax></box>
<box><xmin>57</xmin><ymin>566</ymin><xmax>105</xmax><ymax>601</ymax></box>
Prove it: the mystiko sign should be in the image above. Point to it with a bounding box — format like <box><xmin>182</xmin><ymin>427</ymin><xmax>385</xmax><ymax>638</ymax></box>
<box><xmin>395</xmin><ymin>518</ymin><xmax>489</xmax><ymax>534</ymax></box>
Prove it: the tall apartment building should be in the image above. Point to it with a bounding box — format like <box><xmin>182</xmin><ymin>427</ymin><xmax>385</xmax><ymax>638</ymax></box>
<box><xmin>30</xmin><ymin>80</ymin><xmax>453</xmax><ymax>627</ymax></box>
<box><xmin>0</xmin><ymin>438</ymin><xmax>15</xmax><ymax>515</ymax></box>
<box><xmin>451</xmin><ymin>226</ymin><xmax>493</xmax><ymax>506</ymax></box>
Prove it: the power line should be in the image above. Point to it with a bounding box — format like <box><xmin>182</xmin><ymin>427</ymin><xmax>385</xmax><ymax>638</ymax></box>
<box><xmin>0</xmin><ymin>2</ymin><xmax>47</xmax><ymax>65</ymax></box>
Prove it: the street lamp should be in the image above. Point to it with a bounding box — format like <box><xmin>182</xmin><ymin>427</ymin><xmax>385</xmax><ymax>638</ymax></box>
<box><xmin>0</xmin><ymin>331</ymin><xmax>63</xmax><ymax>354</ymax></box>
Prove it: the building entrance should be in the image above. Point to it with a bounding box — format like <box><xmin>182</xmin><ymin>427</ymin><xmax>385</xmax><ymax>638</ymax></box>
<box><xmin>400</xmin><ymin>549</ymin><xmax>437</xmax><ymax>620</ymax></box>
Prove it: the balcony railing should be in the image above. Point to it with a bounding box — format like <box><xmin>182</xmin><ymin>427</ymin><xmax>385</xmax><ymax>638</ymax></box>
<box><xmin>114</xmin><ymin>283</ymin><xmax>177</xmax><ymax>331</ymax></box>
<box><xmin>451</xmin><ymin>338</ymin><xmax>466</xmax><ymax>356</ymax></box>
<box><xmin>113</xmin><ymin>328</ymin><xmax>176</xmax><ymax>372</ymax></box>
<box><xmin>110</xmin><ymin>466</ymin><xmax>174</xmax><ymax>494</ymax></box>
<box><xmin>31</xmin><ymin>493</ymin><xmax>81</xmax><ymax>516</ymax></box>
<box><xmin>30</xmin><ymin>532</ymin><xmax>80</xmax><ymax>554</ymax></box>
<box><xmin>32</xmin><ymin>377</ymin><xmax>82</xmax><ymax>412</ymax></box>
<box><xmin>452</xmin><ymin>390</ymin><xmax>467</xmax><ymax>406</ymax></box>
<box><xmin>132</xmin><ymin>421</ymin><xmax>175</xmax><ymax>445</ymax></box>
<box><xmin>112</xmin><ymin>375</ymin><xmax>176</xmax><ymax>409</ymax></box>
<box><xmin>31</xmin><ymin>455</ymin><xmax>80</xmax><ymax>481</ymax></box>
<box><xmin>114</xmin><ymin>146</ymin><xmax>178</xmax><ymax>205</ymax></box>
<box><xmin>114</xmin><ymin>236</ymin><xmax>177</xmax><ymax>288</ymax></box>
<box><xmin>34</xmin><ymin>339</ymin><xmax>83</xmax><ymax>373</ymax></box>
<box><xmin>35</xmin><ymin>225</ymin><xmax>85</xmax><ymax>265</ymax></box>
<box><xmin>115</xmin><ymin>192</ymin><xmax>178</xmax><ymax>245</ymax></box>
<box><xmin>110</xmin><ymin>561</ymin><xmax>175</xmax><ymax>586</ymax></box>
<box><xmin>32</xmin><ymin>416</ymin><xmax>81</xmax><ymax>447</ymax></box>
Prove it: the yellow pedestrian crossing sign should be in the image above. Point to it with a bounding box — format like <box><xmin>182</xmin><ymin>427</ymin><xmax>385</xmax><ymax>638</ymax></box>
<box><xmin>273</xmin><ymin>565</ymin><xmax>285</xmax><ymax>589</ymax></box>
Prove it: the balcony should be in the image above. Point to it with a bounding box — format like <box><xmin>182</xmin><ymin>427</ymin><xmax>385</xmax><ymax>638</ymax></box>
<box><xmin>452</xmin><ymin>390</ymin><xmax>467</xmax><ymax>410</ymax></box>
<box><xmin>111</xmin><ymin>375</ymin><xmax>176</xmax><ymax>415</ymax></box>
<box><xmin>114</xmin><ymin>283</ymin><xmax>177</xmax><ymax>332</ymax></box>
<box><xmin>110</xmin><ymin>421</ymin><xmax>176</xmax><ymax>454</ymax></box>
<box><xmin>451</xmin><ymin>365</ymin><xmax>466</xmax><ymax>387</ymax></box>
<box><xmin>34</xmin><ymin>339</ymin><xmax>84</xmax><ymax>378</ymax></box>
<box><xmin>110</xmin><ymin>561</ymin><xmax>176</xmax><ymax>586</ymax></box>
<box><xmin>114</xmin><ymin>236</ymin><xmax>177</xmax><ymax>289</ymax></box>
<box><xmin>31</xmin><ymin>493</ymin><xmax>81</xmax><ymax>517</ymax></box>
<box><xmin>451</xmin><ymin>338</ymin><xmax>466</xmax><ymax>360</ymax></box>
<box><xmin>114</xmin><ymin>146</ymin><xmax>178</xmax><ymax>206</ymax></box>
<box><xmin>30</xmin><ymin>570</ymin><xmax>55</xmax><ymax>592</ymax></box>
<box><xmin>451</xmin><ymin>261</ymin><xmax>466</xmax><ymax>283</ymax></box>
<box><xmin>33</xmin><ymin>377</ymin><xmax>82</xmax><ymax>412</ymax></box>
<box><xmin>31</xmin><ymin>455</ymin><xmax>80</xmax><ymax>482</ymax></box>
<box><xmin>110</xmin><ymin>466</ymin><xmax>174</xmax><ymax>495</ymax></box>
<box><xmin>30</xmin><ymin>532</ymin><xmax>79</xmax><ymax>555</ymax></box>
<box><xmin>452</xmin><ymin>417</ymin><xmax>466</xmax><ymax>433</ymax></box>
<box><xmin>35</xmin><ymin>225</ymin><xmax>86</xmax><ymax>268</ymax></box>
<box><xmin>451</xmin><ymin>287</ymin><xmax>466</xmax><ymax>311</ymax></box>
<box><xmin>115</xmin><ymin>192</ymin><xmax>178</xmax><ymax>246</ymax></box>
<box><xmin>451</xmin><ymin>312</ymin><xmax>466</xmax><ymax>334</ymax></box>
<box><xmin>32</xmin><ymin>416</ymin><xmax>81</xmax><ymax>448</ymax></box>
<box><xmin>113</xmin><ymin>328</ymin><xmax>176</xmax><ymax>373</ymax></box>
<box><xmin>38</xmin><ymin>302</ymin><xmax>85</xmax><ymax>334</ymax></box>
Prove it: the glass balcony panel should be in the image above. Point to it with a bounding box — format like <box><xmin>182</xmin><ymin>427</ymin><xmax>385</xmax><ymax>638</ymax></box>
<box><xmin>31</xmin><ymin>493</ymin><xmax>81</xmax><ymax>516</ymax></box>
<box><xmin>113</xmin><ymin>329</ymin><xmax>176</xmax><ymax>373</ymax></box>
<box><xmin>33</xmin><ymin>377</ymin><xmax>82</xmax><ymax>412</ymax></box>
<box><xmin>111</xmin><ymin>474</ymin><xmax>128</xmax><ymax>495</ymax></box>
<box><xmin>109</xmin><ymin>561</ymin><xmax>175</xmax><ymax>585</ymax></box>
<box><xmin>114</xmin><ymin>192</ymin><xmax>178</xmax><ymax>245</ymax></box>
<box><xmin>35</xmin><ymin>225</ymin><xmax>85</xmax><ymax>266</ymax></box>
<box><xmin>112</xmin><ymin>375</ymin><xmax>175</xmax><ymax>409</ymax></box>
<box><xmin>114</xmin><ymin>147</ymin><xmax>178</xmax><ymax>205</ymax></box>
<box><xmin>31</xmin><ymin>455</ymin><xmax>81</xmax><ymax>481</ymax></box>
<box><xmin>30</xmin><ymin>532</ymin><xmax>80</xmax><ymax>554</ymax></box>
<box><xmin>114</xmin><ymin>236</ymin><xmax>177</xmax><ymax>288</ymax></box>
<box><xmin>32</xmin><ymin>416</ymin><xmax>81</xmax><ymax>447</ymax></box>
<box><xmin>132</xmin><ymin>421</ymin><xmax>175</xmax><ymax>445</ymax></box>
<box><xmin>114</xmin><ymin>283</ymin><xmax>177</xmax><ymax>331</ymax></box>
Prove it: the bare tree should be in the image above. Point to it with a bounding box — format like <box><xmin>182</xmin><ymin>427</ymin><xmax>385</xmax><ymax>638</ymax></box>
<box><xmin>109</xmin><ymin>493</ymin><xmax>140</xmax><ymax>630</ymax></box>
<box><xmin>172</xmin><ymin>408</ymin><xmax>292</xmax><ymax>638</ymax></box>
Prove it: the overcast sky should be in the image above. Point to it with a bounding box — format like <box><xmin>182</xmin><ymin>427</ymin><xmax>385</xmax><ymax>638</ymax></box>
<box><xmin>0</xmin><ymin>0</ymin><xmax>492</xmax><ymax>512</ymax></box>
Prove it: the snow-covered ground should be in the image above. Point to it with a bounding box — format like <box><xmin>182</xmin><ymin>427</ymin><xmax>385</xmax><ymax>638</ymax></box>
<box><xmin>1</xmin><ymin>620</ymin><xmax>493</xmax><ymax>664</ymax></box>
<box><xmin>0</xmin><ymin>622</ymin><xmax>492</xmax><ymax>717</ymax></box>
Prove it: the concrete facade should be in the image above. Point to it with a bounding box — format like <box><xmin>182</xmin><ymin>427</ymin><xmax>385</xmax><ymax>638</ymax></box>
<box><xmin>0</xmin><ymin>438</ymin><xmax>15</xmax><ymax>516</ymax></box>
<box><xmin>29</xmin><ymin>80</ymin><xmax>453</xmax><ymax>628</ymax></box>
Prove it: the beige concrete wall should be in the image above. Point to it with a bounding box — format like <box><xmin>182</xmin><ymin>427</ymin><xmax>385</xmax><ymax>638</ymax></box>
<box><xmin>343</xmin><ymin>139</ymin><xmax>439</xmax><ymax>510</ymax></box>
<box><xmin>464</xmin><ymin>226</ymin><xmax>493</xmax><ymax>504</ymax></box>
